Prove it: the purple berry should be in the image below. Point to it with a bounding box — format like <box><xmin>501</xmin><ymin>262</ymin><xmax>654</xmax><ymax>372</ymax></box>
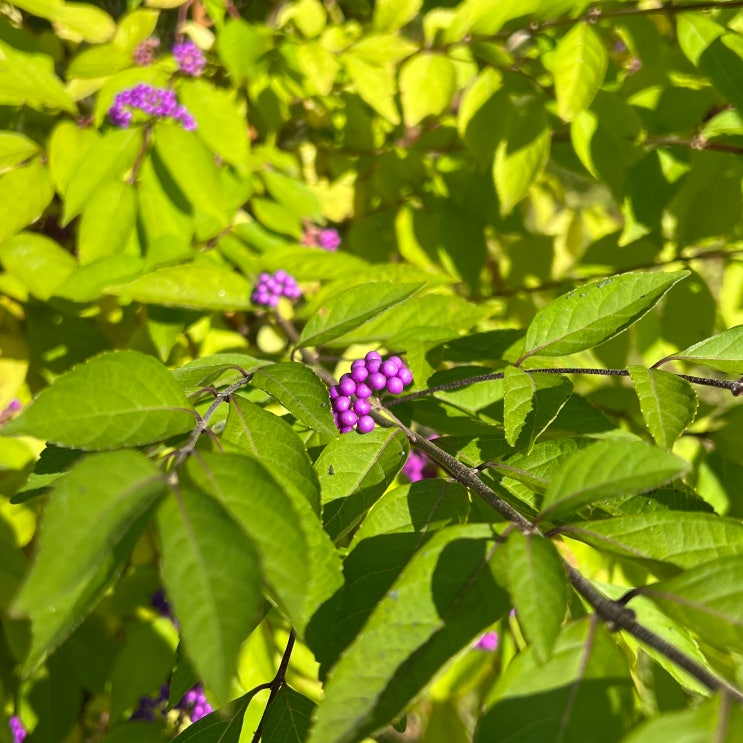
<box><xmin>275</xmin><ymin>269</ymin><xmax>288</xmax><ymax>283</ymax></box>
<box><xmin>351</xmin><ymin>366</ymin><xmax>369</xmax><ymax>383</ymax></box>
<box><xmin>318</xmin><ymin>228</ymin><xmax>341</xmax><ymax>251</ymax></box>
<box><xmin>329</xmin><ymin>385</ymin><xmax>340</xmax><ymax>400</ymax></box>
<box><xmin>355</xmin><ymin>383</ymin><xmax>372</xmax><ymax>399</ymax></box>
<box><xmin>173</xmin><ymin>40</ymin><xmax>206</xmax><ymax>76</ymax></box>
<box><xmin>381</xmin><ymin>359</ymin><xmax>399</xmax><ymax>378</ymax></box>
<box><xmin>386</xmin><ymin>377</ymin><xmax>404</xmax><ymax>395</ymax></box>
<box><xmin>332</xmin><ymin>396</ymin><xmax>351</xmax><ymax>413</ymax></box>
<box><xmin>365</xmin><ymin>351</ymin><xmax>382</xmax><ymax>363</ymax></box>
<box><xmin>356</xmin><ymin>415</ymin><xmax>375</xmax><ymax>434</ymax></box>
<box><xmin>368</xmin><ymin>372</ymin><xmax>387</xmax><ymax>391</ymax></box>
<box><xmin>398</xmin><ymin>367</ymin><xmax>414</xmax><ymax>385</ymax></box>
<box><xmin>339</xmin><ymin>375</ymin><xmax>357</xmax><ymax>396</ymax></box>
<box><xmin>353</xmin><ymin>398</ymin><xmax>371</xmax><ymax>415</ymax></box>
<box><xmin>365</xmin><ymin>359</ymin><xmax>381</xmax><ymax>373</ymax></box>
<box><xmin>340</xmin><ymin>425</ymin><xmax>354</xmax><ymax>433</ymax></box>
<box><xmin>339</xmin><ymin>410</ymin><xmax>359</xmax><ymax>426</ymax></box>
<box><xmin>351</xmin><ymin>359</ymin><xmax>366</xmax><ymax>369</ymax></box>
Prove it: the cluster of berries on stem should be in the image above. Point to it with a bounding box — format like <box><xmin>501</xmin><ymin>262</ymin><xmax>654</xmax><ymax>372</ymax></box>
<box><xmin>108</xmin><ymin>84</ymin><xmax>197</xmax><ymax>130</ymax></box>
<box><xmin>173</xmin><ymin>40</ymin><xmax>206</xmax><ymax>76</ymax></box>
<box><xmin>302</xmin><ymin>224</ymin><xmax>341</xmax><ymax>251</ymax></box>
<box><xmin>8</xmin><ymin>716</ymin><xmax>26</xmax><ymax>743</ymax></box>
<box><xmin>252</xmin><ymin>270</ymin><xmax>302</xmax><ymax>307</ymax></box>
<box><xmin>130</xmin><ymin>683</ymin><xmax>213</xmax><ymax>723</ymax></box>
<box><xmin>330</xmin><ymin>352</ymin><xmax>413</xmax><ymax>434</ymax></box>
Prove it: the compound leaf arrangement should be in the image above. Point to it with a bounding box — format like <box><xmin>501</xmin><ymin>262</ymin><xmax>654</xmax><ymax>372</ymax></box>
<box><xmin>2</xmin><ymin>1</ymin><xmax>743</xmax><ymax>742</ymax></box>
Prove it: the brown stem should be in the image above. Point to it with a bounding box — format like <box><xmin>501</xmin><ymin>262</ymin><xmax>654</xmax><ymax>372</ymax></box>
<box><xmin>251</xmin><ymin>630</ymin><xmax>296</xmax><ymax>743</ymax></box>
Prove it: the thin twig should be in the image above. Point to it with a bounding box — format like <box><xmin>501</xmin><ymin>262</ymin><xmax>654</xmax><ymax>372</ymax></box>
<box><xmin>251</xmin><ymin>630</ymin><xmax>297</xmax><ymax>743</ymax></box>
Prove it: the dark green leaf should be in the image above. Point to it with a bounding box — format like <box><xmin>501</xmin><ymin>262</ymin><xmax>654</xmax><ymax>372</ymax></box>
<box><xmin>172</xmin><ymin>354</ymin><xmax>266</xmax><ymax>393</ymax></box>
<box><xmin>503</xmin><ymin>368</ymin><xmax>573</xmax><ymax>452</ymax></box>
<box><xmin>157</xmin><ymin>485</ymin><xmax>264</xmax><ymax>703</ymax></box>
<box><xmin>506</xmin><ymin>531</ymin><xmax>566</xmax><ymax>663</ymax></box>
<box><xmin>252</xmin><ymin>362</ymin><xmax>337</xmax><ymax>437</ymax></box>
<box><xmin>262</xmin><ymin>169</ymin><xmax>322</xmax><ymax>221</ymax></box>
<box><xmin>3</xmin><ymin>350</ymin><xmax>194</xmax><ymax>449</ymax></box>
<box><xmin>171</xmin><ymin>689</ymin><xmax>258</xmax><ymax>742</ymax></box>
<box><xmin>316</xmin><ymin>427</ymin><xmax>408</xmax><ymax>541</ymax></box>
<box><xmin>308</xmin><ymin>524</ymin><xmax>510</xmax><ymax>743</ymax></box>
<box><xmin>263</xmin><ymin>686</ymin><xmax>316</xmax><ymax>742</ymax></box>
<box><xmin>519</xmin><ymin>271</ymin><xmax>689</xmax><ymax>361</ymax></box>
<box><xmin>540</xmin><ymin>439</ymin><xmax>689</xmax><ymax>520</ymax></box>
<box><xmin>11</xmin><ymin>451</ymin><xmax>164</xmax><ymax>672</ymax></box>
<box><xmin>222</xmin><ymin>395</ymin><xmax>321</xmax><ymax>513</ymax></box>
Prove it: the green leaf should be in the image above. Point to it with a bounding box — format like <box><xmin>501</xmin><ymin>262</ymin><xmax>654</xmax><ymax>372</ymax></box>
<box><xmin>63</xmin><ymin>128</ymin><xmax>143</xmax><ymax>223</ymax></box>
<box><xmin>54</xmin><ymin>255</ymin><xmax>145</xmax><ymax>303</ymax></box>
<box><xmin>373</xmin><ymin>0</ymin><xmax>422</xmax><ymax>32</ymax></box>
<box><xmin>67</xmin><ymin>44</ymin><xmax>131</xmax><ymax>78</ymax></box>
<box><xmin>475</xmin><ymin>621</ymin><xmax>635</xmax><ymax>743</ymax></box>
<box><xmin>188</xmin><ymin>452</ymin><xmax>341</xmax><ymax>634</ymax></box>
<box><xmin>659</xmin><ymin>325</ymin><xmax>743</xmax><ymax>374</ymax></box>
<box><xmin>677</xmin><ymin>13</ymin><xmax>725</xmax><ymax>66</ymax></box>
<box><xmin>307</xmin><ymin>479</ymin><xmax>469</xmax><ymax>674</ymax></box>
<box><xmin>170</xmin><ymin>689</ymin><xmax>256</xmax><ymax>742</ymax></box>
<box><xmin>506</xmin><ymin>531</ymin><xmax>567</xmax><ymax>663</ymax></box>
<box><xmin>540</xmin><ymin>440</ymin><xmax>690</xmax><ymax>520</ymax></box>
<box><xmin>399</xmin><ymin>53</ymin><xmax>457</xmax><ymax>128</ymax></box>
<box><xmin>171</xmin><ymin>353</ymin><xmax>265</xmax><ymax>393</ymax></box>
<box><xmin>108</xmin><ymin>263</ymin><xmax>253</xmax><ymax>310</ymax></box>
<box><xmin>562</xmin><ymin>512</ymin><xmax>743</xmax><ymax>575</ymax></box>
<box><xmin>262</xmin><ymin>169</ymin><xmax>322</xmax><ymax>221</ymax></box>
<box><xmin>3</xmin><ymin>350</ymin><xmax>194</xmax><ymax>449</ymax></box>
<box><xmin>519</xmin><ymin>271</ymin><xmax>689</xmax><ymax>361</ymax></box>
<box><xmin>11</xmin><ymin>451</ymin><xmax>164</xmax><ymax>672</ymax></box>
<box><xmin>298</xmin><ymin>41</ymin><xmax>341</xmax><ymax>96</ymax></box>
<box><xmin>493</xmin><ymin>99</ymin><xmax>551</xmax><ymax>216</ymax></box>
<box><xmin>251</xmin><ymin>362</ymin><xmax>336</xmax><ymax>437</ymax></box>
<box><xmin>0</xmin><ymin>131</ymin><xmax>39</xmax><ymax>170</ymax></box>
<box><xmin>15</xmin><ymin>0</ymin><xmax>116</xmax><ymax>42</ymax></box>
<box><xmin>628</xmin><ymin>366</ymin><xmax>698</xmax><ymax>449</ymax></box>
<box><xmin>113</xmin><ymin>9</ymin><xmax>160</xmax><ymax>53</ymax></box>
<box><xmin>179</xmin><ymin>79</ymin><xmax>250</xmax><ymax>168</ymax></box>
<box><xmin>0</xmin><ymin>39</ymin><xmax>77</xmax><ymax>113</ymax></box>
<box><xmin>0</xmin><ymin>159</ymin><xmax>54</xmax><ymax>243</ymax></box>
<box><xmin>343</xmin><ymin>54</ymin><xmax>400</xmax><ymax>125</ymax></box>
<box><xmin>109</xmin><ymin>617</ymin><xmax>179</xmax><ymax>719</ymax></box>
<box><xmin>553</xmin><ymin>23</ymin><xmax>607</xmax><ymax>122</ymax></box>
<box><xmin>78</xmin><ymin>181</ymin><xmax>138</xmax><ymax>265</ymax></box>
<box><xmin>503</xmin><ymin>368</ymin><xmax>573</xmax><ymax>452</ymax></box>
<box><xmin>263</xmin><ymin>686</ymin><xmax>316</xmax><ymax>742</ymax></box>
<box><xmin>0</xmin><ymin>233</ymin><xmax>76</xmax><ymax>301</ymax></box>
<box><xmin>222</xmin><ymin>395</ymin><xmax>322</xmax><ymax>514</ymax></box>
<box><xmin>316</xmin><ymin>427</ymin><xmax>408</xmax><ymax>541</ymax></box>
<box><xmin>458</xmin><ymin>68</ymin><xmax>507</xmax><ymax>159</ymax></box>
<box><xmin>308</xmin><ymin>524</ymin><xmax>510</xmax><ymax>743</ymax></box>
<box><xmin>639</xmin><ymin>556</ymin><xmax>743</xmax><ymax>654</ymax></box>
<box><xmin>297</xmin><ymin>282</ymin><xmax>423</xmax><ymax>348</ymax></box>
<box><xmin>154</xmin><ymin>123</ymin><xmax>230</xmax><ymax>237</ymax></box>
<box><xmin>622</xmin><ymin>695</ymin><xmax>742</xmax><ymax>743</ymax></box>
<box><xmin>157</xmin><ymin>485</ymin><xmax>264</xmax><ymax>704</ymax></box>
<box><xmin>217</xmin><ymin>19</ymin><xmax>273</xmax><ymax>85</ymax></box>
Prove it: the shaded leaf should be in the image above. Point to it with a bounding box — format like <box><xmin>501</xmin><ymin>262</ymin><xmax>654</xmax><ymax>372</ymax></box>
<box><xmin>171</xmin><ymin>688</ymin><xmax>257</xmax><ymax>742</ymax></box>
<box><xmin>503</xmin><ymin>367</ymin><xmax>573</xmax><ymax>452</ymax></box>
<box><xmin>506</xmin><ymin>531</ymin><xmax>567</xmax><ymax>663</ymax></box>
<box><xmin>540</xmin><ymin>440</ymin><xmax>689</xmax><ymax>520</ymax></box>
<box><xmin>263</xmin><ymin>686</ymin><xmax>316</xmax><ymax>742</ymax></box>
<box><xmin>2</xmin><ymin>350</ymin><xmax>194</xmax><ymax>449</ymax></box>
<box><xmin>157</xmin><ymin>485</ymin><xmax>264</xmax><ymax>704</ymax></box>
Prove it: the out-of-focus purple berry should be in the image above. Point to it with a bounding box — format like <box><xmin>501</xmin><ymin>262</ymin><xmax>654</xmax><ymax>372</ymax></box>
<box><xmin>356</xmin><ymin>415</ymin><xmax>375</xmax><ymax>434</ymax></box>
<box><xmin>386</xmin><ymin>377</ymin><xmax>404</xmax><ymax>395</ymax></box>
<box><xmin>332</xmin><ymin>396</ymin><xmax>351</xmax><ymax>413</ymax></box>
<box><xmin>108</xmin><ymin>84</ymin><xmax>197</xmax><ymax>131</ymax></box>
<box><xmin>474</xmin><ymin>631</ymin><xmax>499</xmax><ymax>651</ymax></box>
<box><xmin>368</xmin><ymin>372</ymin><xmax>387</xmax><ymax>391</ymax></box>
<box><xmin>329</xmin><ymin>385</ymin><xmax>340</xmax><ymax>400</ymax></box>
<box><xmin>339</xmin><ymin>375</ymin><xmax>356</xmax><ymax>396</ymax></box>
<box><xmin>252</xmin><ymin>270</ymin><xmax>302</xmax><ymax>307</ymax></box>
<box><xmin>133</xmin><ymin>37</ymin><xmax>160</xmax><ymax>66</ymax></box>
<box><xmin>9</xmin><ymin>716</ymin><xmax>26</xmax><ymax>743</ymax></box>
<box><xmin>318</xmin><ymin>228</ymin><xmax>341</xmax><ymax>251</ymax></box>
<box><xmin>173</xmin><ymin>40</ymin><xmax>206</xmax><ymax>76</ymax></box>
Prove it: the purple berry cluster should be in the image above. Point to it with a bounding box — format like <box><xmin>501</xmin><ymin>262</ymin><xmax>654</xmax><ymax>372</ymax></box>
<box><xmin>133</xmin><ymin>37</ymin><xmax>160</xmax><ymax>66</ymax></box>
<box><xmin>473</xmin><ymin>631</ymin><xmax>499</xmax><ymax>652</ymax></box>
<box><xmin>329</xmin><ymin>352</ymin><xmax>413</xmax><ymax>434</ymax></box>
<box><xmin>252</xmin><ymin>270</ymin><xmax>302</xmax><ymax>307</ymax></box>
<box><xmin>173</xmin><ymin>40</ymin><xmax>206</xmax><ymax>76</ymax></box>
<box><xmin>9</xmin><ymin>716</ymin><xmax>26</xmax><ymax>743</ymax></box>
<box><xmin>302</xmin><ymin>225</ymin><xmax>341</xmax><ymax>251</ymax></box>
<box><xmin>130</xmin><ymin>683</ymin><xmax>212</xmax><ymax>723</ymax></box>
<box><xmin>108</xmin><ymin>84</ymin><xmax>197</xmax><ymax>131</ymax></box>
<box><xmin>402</xmin><ymin>451</ymin><xmax>433</xmax><ymax>482</ymax></box>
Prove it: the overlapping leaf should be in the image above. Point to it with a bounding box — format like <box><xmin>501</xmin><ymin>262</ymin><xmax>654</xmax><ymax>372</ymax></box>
<box><xmin>659</xmin><ymin>325</ymin><xmax>743</xmax><ymax>374</ymax></box>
